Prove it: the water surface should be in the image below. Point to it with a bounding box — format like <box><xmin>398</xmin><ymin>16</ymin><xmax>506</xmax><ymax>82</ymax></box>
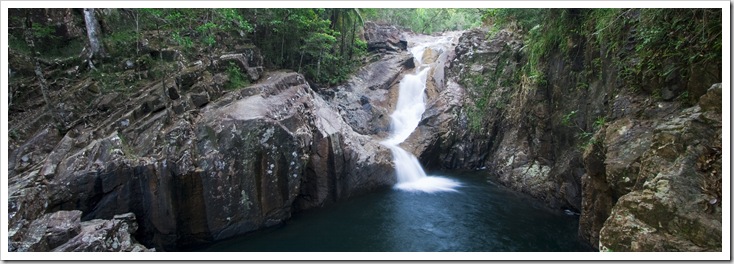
<box><xmin>198</xmin><ymin>171</ymin><xmax>593</xmax><ymax>252</ymax></box>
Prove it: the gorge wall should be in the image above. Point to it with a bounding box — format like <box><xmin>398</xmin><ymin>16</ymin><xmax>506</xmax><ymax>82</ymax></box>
<box><xmin>413</xmin><ymin>14</ymin><xmax>721</xmax><ymax>251</ymax></box>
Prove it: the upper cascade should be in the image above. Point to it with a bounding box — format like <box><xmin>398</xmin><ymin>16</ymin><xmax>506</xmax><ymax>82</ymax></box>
<box><xmin>381</xmin><ymin>32</ymin><xmax>462</xmax><ymax>193</ymax></box>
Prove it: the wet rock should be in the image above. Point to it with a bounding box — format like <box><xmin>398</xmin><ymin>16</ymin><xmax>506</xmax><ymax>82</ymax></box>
<box><xmin>323</xmin><ymin>52</ymin><xmax>413</xmax><ymax>136</ymax></box>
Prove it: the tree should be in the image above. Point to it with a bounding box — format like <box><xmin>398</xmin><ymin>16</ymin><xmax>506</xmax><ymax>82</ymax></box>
<box><xmin>83</xmin><ymin>8</ymin><xmax>108</xmax><ymax>68</ymax></box>
<box><xmin>362</xmin><ymin>8</ymin><xmax>483</xmax><ymax>34</ymax></box>
<box><xmin>23</xmin><ymin>10</ymin><xmax>65</xmax><ymax>131</ymax></box>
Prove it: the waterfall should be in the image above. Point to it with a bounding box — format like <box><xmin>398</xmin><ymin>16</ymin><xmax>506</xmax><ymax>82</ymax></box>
<box><xmin>381</xmin><ymin>44</ymin><xmax>460</xmax><ymax>193</ymax></box>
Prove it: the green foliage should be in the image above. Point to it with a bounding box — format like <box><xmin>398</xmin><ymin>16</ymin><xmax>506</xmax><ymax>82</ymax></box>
<box><xmin>577</xmin><ymin>131</ymin><xmax>596</xmax><ymax>149</ymax></box>
<box><xmin>634</xmin><ymin>9</ymin><xmax>721</xmax><ymax>102</ymax></box>
<box><xmin>560</xmin><ymin>109</ymin><xmax>605</xmax><ymax>150</ymax></box>
<box><xmin>362</xmin><ymin>8</ymin><xmax>483</xmax><ymax>34</ymax></box>
<box><xmin>462</xmin><ymin>72</ymin><xmax>488</xmax><ymax>132</ymax></box>
<box><xmin>484</xmin><ymin>8</ymin><xmax>721</xmax><ymax>103</ymax></box>
<box><xmin>561</xmin><ymin>110</ymin><xmax>577</xmax><ymax>127</ymax></box>
<box><xmin>31</xmin><ymin>23</ymin><xmax>57</xmax><ymax>40</ymax></box>
<box><xmin>593</xmin><ymin>116</ymin><xmax>606</xmax><ymax>130</ymax></box>
<box><xmin>105</xmin><ymin>30</ymin><xmax>138</xmax><ymax>55</ymax></box>
<box><xmin>171</xmin><ymin>31</ymin><xmax>194</xmax><ymax>48</ymax></box>
<box><xmin>460</xmin><ymin>47</ymin><xmax>516</xmax><ymax>133</ymax></box>
<box><xmin>250</xmin><ymin>8</ymin><xmax>366</xmax><ymax>85</ymax></box>
<box><xmin>483</xmin><ymin>9</ymin><xmax>579</xmax><ymax>86</ymax></box>
<box><xmin>226</xmin><ymin>62</ymin><xmax>249</xmax><ymax>90</ymax></box>
<box><xmin>7</xmin><ymin>10</ymin><xmax>81</xmax><ymax>59</ymax></box>
<box><xmin>136</xmin><ymin>9</ymin><xmax>255</xmax><ymax>53</ymax></box>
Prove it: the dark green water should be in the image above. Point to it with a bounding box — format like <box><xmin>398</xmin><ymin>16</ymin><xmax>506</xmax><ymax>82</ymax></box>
<box><xmin>198</xmin><ymin>171</ymin><xmax>593</xmax><ymax>252</ymax></box>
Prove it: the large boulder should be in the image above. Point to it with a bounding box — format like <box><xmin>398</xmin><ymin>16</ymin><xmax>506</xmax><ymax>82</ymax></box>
<box><xmin>9</xmin><ymin>210</ymin><xmax>152</xmax><ymax>252</ymax></box>
<box><xmin>52</xmin><ymin>213</ymin><xmax>153</xmax><ymax>252</ymax></box>
<box><xmin>363</xmin><ymin>21</ymin><xmax>408</xmax><ymax>52</ymax></box>
<box><xmin>9</xmin><ymin>67</ymin><xmax>395</xmax><ymax>251</ymax></box>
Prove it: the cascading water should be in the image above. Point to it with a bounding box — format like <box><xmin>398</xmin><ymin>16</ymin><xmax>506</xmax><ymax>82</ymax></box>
<box><xmin>381</xmin><ymin>42</ymin><xmax>461</xmax><ymax>193</ymax></box>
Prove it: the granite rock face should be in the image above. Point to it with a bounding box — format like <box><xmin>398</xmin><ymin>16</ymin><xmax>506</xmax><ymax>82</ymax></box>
<box><xmin>419</xmin><ymin>27</ymin><xmax>721</xmax><ymax>252</ymax></box>
<box><xmin>595</xmin><ymin>84</ymin><xmax>722</xmax><ymax>251</ymax></box>
<box><xmin>9</xmin><ymin>57</ymin><xmax>396</xmax><ymax>251</ymax></box>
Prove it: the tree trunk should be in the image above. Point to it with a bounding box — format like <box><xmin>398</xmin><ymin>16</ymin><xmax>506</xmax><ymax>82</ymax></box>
<box><xmin>280</xmin><ymin>30</ymin><xmax>285</xmax><ymax>66</ymax></box>
<box><xmin>316</xmin><ymin>50</ymin><xmax>322</xmax><ymax>80</ymax></box>
<box><xmin>24</xmin><ymin>13</ymin><xmax>65</xmax><ymax>131</ymax></box>
<box><xmin>298</xmin><ymin>50</ymin><xmax>304</xmax><ymax>73</ymax></box>
<box><xmin>84</xmin><ymin>8</ymin><xmax>108</xmax><ymax>60</ymax></box>
<box><xmin>339</xmin><ymin>10</ymin><xmax>346</xmax><ymax>61</ymax></box>
<box><xmin>349</xmin><ymin>16</ymin><xmax>357</xmax><ymax>60</ymax></box>
<box><xmin>8</xmin><ymin>71</ymin><xmax>14</xmax><ymax>108</ymax></box>
<box><xmin>135</xmin><ymin>10</ymin><xmax>139</xmax><ymax>56</ymax></box>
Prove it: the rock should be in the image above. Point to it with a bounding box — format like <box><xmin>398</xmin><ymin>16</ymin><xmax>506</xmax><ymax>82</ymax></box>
<box><xmin>52</xmin><ymin>213</ymin><xmax>153</xmax><ymax>252</ymax></box>
<box><xmin>44</xmin><ymin>211</ymin><xmax>83</xmax><ymax>250</ymax></box>
<box><xmin>578</xmin><ymin>127</ymin><xmax>614</xmax><ymax>248</ymax></box>
<box><xmin>168</xmin><ymin>86</ymin><xmax>181</xmax><ymax>100</ymax></box>
<box><xmin>10</xmin><ymin>69</ymin><xmax>397</xmax><ymax>251</ymax></box>
<box><xmin>322</xmin><ymin>52</ymin><xmax>414</xmax><ymax>136</ymax></box>
<box><xmin>213</xmin><ymin>50</ymin><xmax>264</xmax><ymax>81</ymax></box>
<box><xmin>160</xmin><ymin>49</ymin><xmax>182</xmax><ymax>62</ymax></box>
<box><xmin>132</xmin><ymin>94</ymin><xmax>165</xmax><ymax>120</ymax></box>
<box><xmin>698</xmin><ymin>83</ymin><xmax>721</xmax><ymax>113</ymax></box>
<box><xmin>94</xmin><ymin>92</ymin><xmax>120</xmax><ymax>112</ymax></box>
<box><xmin>10</xmin><ymin>210</ymin><xmax>151</xmax><ymax>252</ymax></box>
<box><xmin>172</xmin><ymin>100</ymin><xmax>189</xmax><ymax>114</ymax></box>
<box><xmin>190</xmin><ymin>92</ymin><xmax>209</xmax><ymax>108</ymax></box>
<box><xmin>8</xmin><ymin>49</ymin><xmax>35</xmax><ymax>76</ymax></box>
<box><xmin>602</xmin><ymin>117</ymin><xmax>654</xmax><ymax>197</ymax></box>
<box><xmin>598</xmin><ymin>103</ymin><xmax>721</xmax><ymax>252</ymax></box>
<box><xmin>363</xmin><ymin>21</ymin><xmax>408</xmax><ymax>52</ymax></box>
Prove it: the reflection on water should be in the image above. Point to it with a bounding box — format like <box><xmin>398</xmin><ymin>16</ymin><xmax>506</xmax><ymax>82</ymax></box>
<box><xmin>197</xmin><ymin>171</ymin><xmax>594</xmax><ymax>252</ymax></box>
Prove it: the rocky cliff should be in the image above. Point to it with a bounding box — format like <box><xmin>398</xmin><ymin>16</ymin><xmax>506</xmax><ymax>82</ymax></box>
<box><xmin>8</xmin><ymin>21</ymin><xmax>411</xmax><ymax>251</ymax></box>
<box><xmin>414</xmin><ymin>24</ymin><xmax>721</xmax><ymax>251</ymax></box>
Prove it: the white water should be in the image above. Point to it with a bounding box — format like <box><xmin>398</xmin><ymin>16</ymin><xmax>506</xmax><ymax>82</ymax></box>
<box><xmin>381</xmin><ymin>42</ymin><xmax>461</xmax><ymax>193</ymax></box>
